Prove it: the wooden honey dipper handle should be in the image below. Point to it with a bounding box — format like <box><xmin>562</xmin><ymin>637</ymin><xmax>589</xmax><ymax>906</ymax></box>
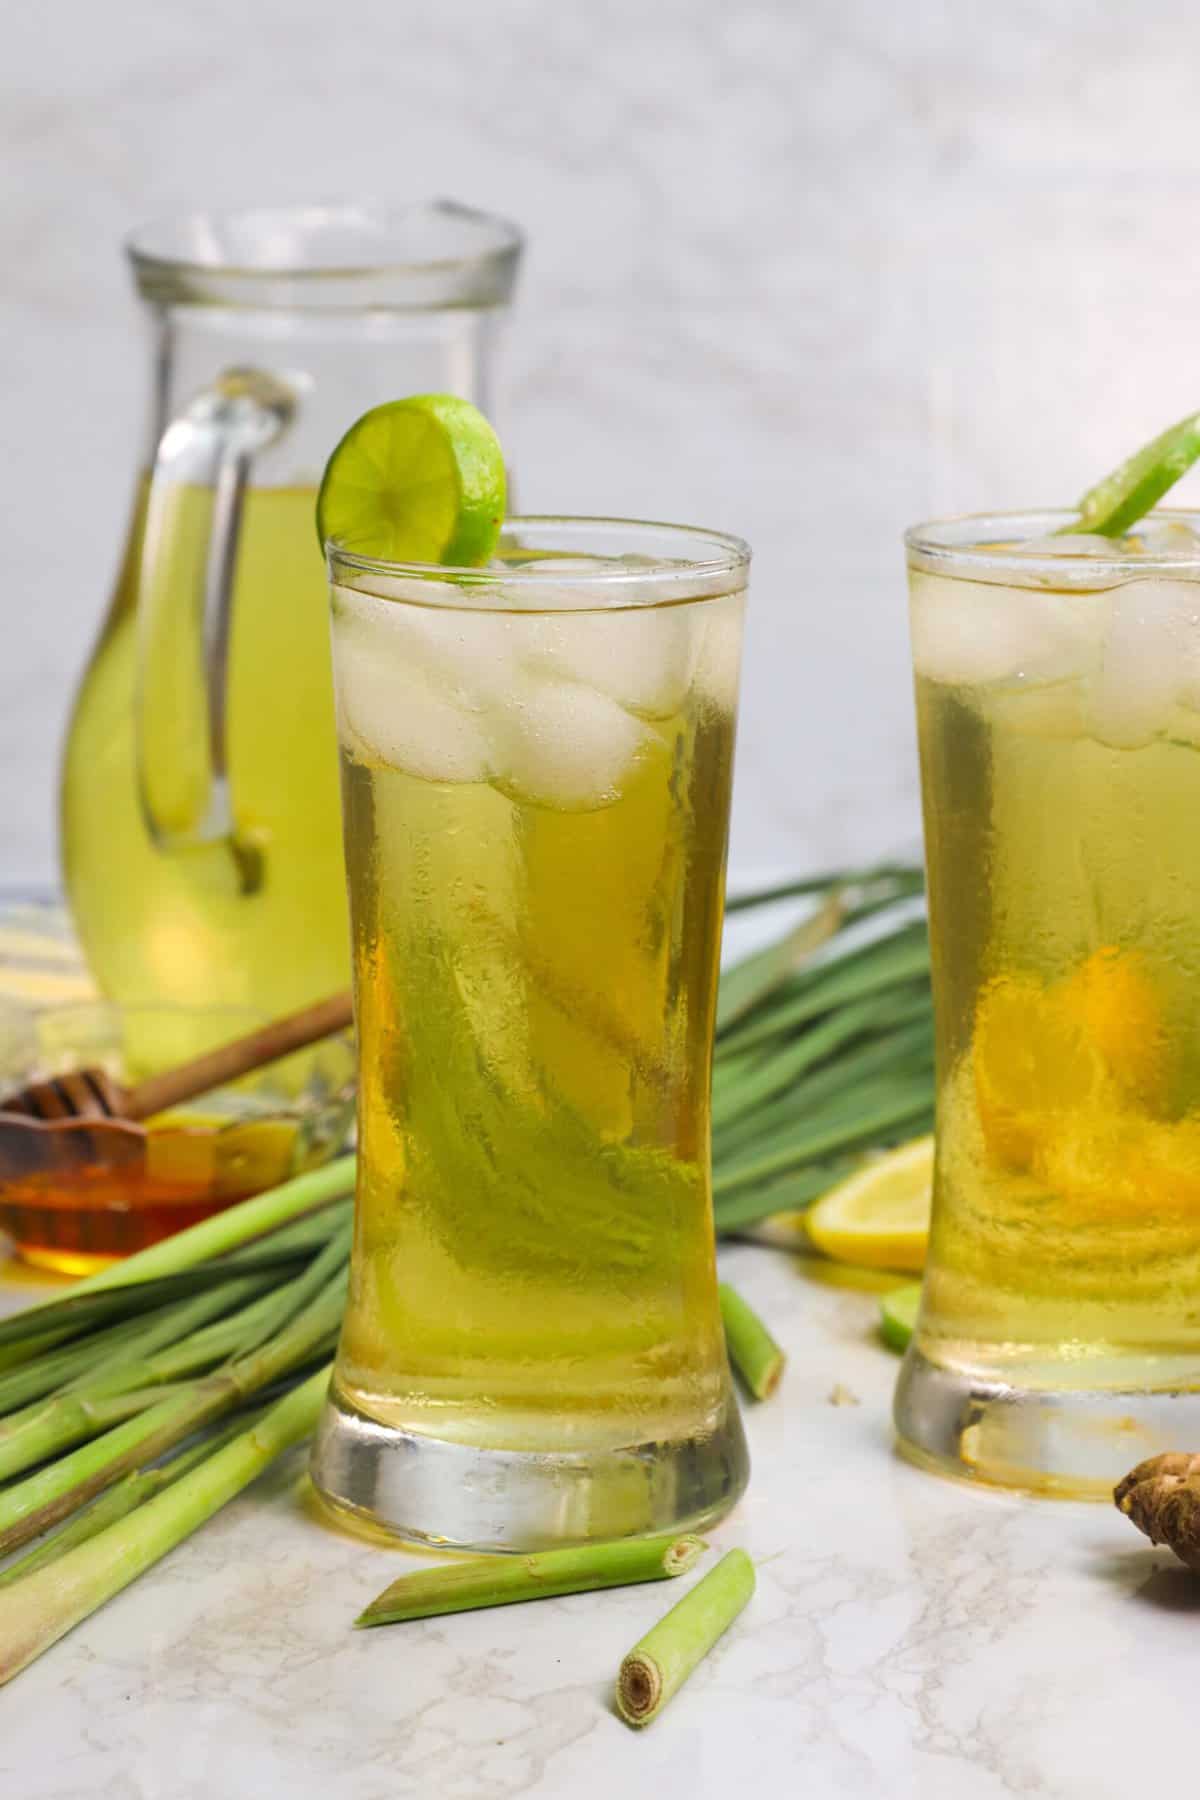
<box><xmin>123</xmin><ymin>991</ymin><xmax>354</xmax><ymax>1123</ymax></box>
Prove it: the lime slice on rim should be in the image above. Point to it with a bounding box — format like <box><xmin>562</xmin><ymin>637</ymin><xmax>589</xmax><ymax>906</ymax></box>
<box><xmin>1065</xmin><ymin>409</ymin><xmax>1200</xmax><ymax>538</ymax></box>
<box><xmin>316</xmin><ymin>393</ymin><xmax>506</xmax><ymax>566</ymax></box>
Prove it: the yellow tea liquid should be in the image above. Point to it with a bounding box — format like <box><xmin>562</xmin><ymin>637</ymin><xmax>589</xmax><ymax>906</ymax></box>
<box><xmin>911</xmin><ymin>564</ymin><xmax>1200</xmax><ymax>1399</ymax></box>
<box><xmin>329</xmin><ymin>581</ymin><xmax>745</xmax><ymax>1453</ymax></box>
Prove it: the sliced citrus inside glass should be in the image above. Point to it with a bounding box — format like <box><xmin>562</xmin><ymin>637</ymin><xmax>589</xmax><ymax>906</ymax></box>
<box><xmin>972</xmin><ymin>973</ymin><xmax>1104</xmax><ymax>1171</ymax></box>
<box><xmin>316</xmin><ymin>393</ymin><xmax>506</xmax><ymax>566</ymax></box>
<box><xmin>805</xmin><ymin>1137</ymin><xmax>933</xmax><ymax>1274</ymax></box>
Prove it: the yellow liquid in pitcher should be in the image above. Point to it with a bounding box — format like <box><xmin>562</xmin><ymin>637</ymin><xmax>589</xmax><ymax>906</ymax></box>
<box><xmin>61</xmin><ymin>482</ymin><xmax>350</xmax><ymax>1029</ymax></box>
<box><xmin>332</xmin><ymin>586</ymin><xmax>742</xmax><ymax>1452</ymax></box>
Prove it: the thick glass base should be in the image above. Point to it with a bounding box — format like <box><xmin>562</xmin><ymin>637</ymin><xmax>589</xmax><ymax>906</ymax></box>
<box><xmin>894</xmin><ymin>1342</ymin><xmax>1200</xmax><ymax>1498</ymax></box>
<box><xmin>310</xmin><ymin>1384</ymin><xmax>750</xmax><ymax>1552</ymax></box>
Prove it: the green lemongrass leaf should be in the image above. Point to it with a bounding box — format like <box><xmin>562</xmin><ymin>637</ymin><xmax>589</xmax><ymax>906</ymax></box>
<box><xmin>0</xmin><ymin>1267</ymin><xmax>346</xmax><ymax>1559</ymax></box>
<box><xmin>148</xmin><ymin>1219</ymin><xmax>353</xmax><ymax>1378</ymax></box>
<box><xmin>716</xmin><ymin>1036</ymin><xmax>934</xmax><ymax>1163</ymax></box>
<box><xmin>712</xmin><ymin>987</ymin><xmax>932</xmax><ymax>1134</ymax></box>
<box><xmin>0</xmin><ymin>1314</ymin><xmax>164</xmax><ymax>1417</ymax></box>
<box><xmin>714</xmin><ymin>1068</ymin><xmax>934</xmax><ymax>1177</ymax></box>
<box><xmin>1065</xmin><ymin>410</ymin><xmax>1200</xmax><ymax>537</ymax></box>
<box><xmin>714</xmin><ymin>1082</ymin><xmax>935</xmax><ymax>1198</ymax></box>
<box><xmin>724</xmin><ymin>862</ymin><xmax>922</xmax><ymax>915</ymax></box>
<box><xmin>717</xmin><ymin>925</ymin><xmax>930</xmax><ymax>1057</ymax></box>
<box><xmin>716</xmin><ymin>890</ymin><xmax>845</xmax><ymax>1034</ymax></box>
<box><xmin>0</xmin><ymin>1412</ymin><xmax>256</xmax><ymax>1590</ymax></box>
<box><xmin>713</xmin><ymin>1018</ymin><xmax>934</xmax><ymax>1163</ymax></box>
<box><xmin>0</xmin><ymin>1365</ymin><xmax>329</xmax><ymax>1687</ymax></box>
<box><xmin>713</xmin><ymin>1162</ymin><xmax>855</xmax><ymax>1235</ymax></box>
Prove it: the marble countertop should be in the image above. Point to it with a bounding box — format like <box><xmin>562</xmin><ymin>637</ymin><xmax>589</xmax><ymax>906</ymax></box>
<box><xmin>0</xmin><ymin>1240</ymin><xmax>1192</xmax><ymax>1800</ymax></box>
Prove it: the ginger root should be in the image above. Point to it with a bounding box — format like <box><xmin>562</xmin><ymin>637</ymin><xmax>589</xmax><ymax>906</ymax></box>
<box><xmin>1115</xmin><ymin>1453</ymin><xmax>1200</xmax><ymax>1571</ymax></box>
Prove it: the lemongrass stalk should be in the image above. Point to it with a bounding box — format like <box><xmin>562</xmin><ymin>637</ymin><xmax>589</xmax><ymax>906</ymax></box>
<box><xmin>717</xmin><ymin>928</ymin><xmax>930</xmax><ymax>1057</ymax></box>
<box><xmin>724</xmin><ymin>860</ymin><xmax>922</xmax><ymax>914</ymax></box>
<box><xmin>0</xmin><ymin>1313</ymin><xmax>162</xmax><ymax>1415</ymax></box>
<box><xmin>0</xmin><ymin>1412</ymin><xmax>257</xmax><ymax>1589</ymax></box>
<box><xmin>715</xmin><ymin>891</ymin><xmax>844</xmax><ymax>1034</ymax></box>
<box><xmin>615</xmin><ymin>1548</ymin><xmax>755</xmax><ymax>1727</ymax></box>
<box><xmin>713</xmin><ymin>1083</ymin><xmax>935</xmax><ymax>1197</ymax></box>
<box><xmin>712</xmin><ymin>1163</ymin><xmax>853</xmax><ymax>1236</ymax></box>
<box><xmin>0</xmin><ymin>1267</ymin><xmax>346</xmax><ymax>1558</ymax></box>
<box><xmin>357</xmin><ymin>1534</ymin><xmax>707</xmax><ymax>1628</ymax></box>
<box><xmin>711</xmin><ymin>989</ymin><xmax>930</xmax><ymax>1132</ymax></box>
<box><xmin>0</xmin><ymin>1252</ymin><xmax>341</xmax><ymax>1476</ymax></box>
<box><xmin>0</xmin><ymin>1365</ymin><xmax>329</xmax><ymax>1687</ymax></box>
<box><xmin>12</xmin><ymin>1158</ymin><xmax>356</xmax><ymax>1322</ymax></box>
<box><xmin>142</xmin><ymin>1221</ymin><xmax>352</xmax><ymax>1382</ymax></box>
<box><xmin>719</xmin><ymin>1285</ymin><xmax>785</xmax><ymax>1399</ymax></box>
<box><xmin>0</xmin><ymin>1328</ymin><xmax>78</xmax><ymax>1375</ymax></box>
<box><xmin>0</xmin><ymin>1383</ymin><xmax>196</xmax><ymax>1483</ymax></box>
<box><xmin>713</xmin><ymin>1017</ymin><xmax>934</xmax><ymax>1159</ymax></box>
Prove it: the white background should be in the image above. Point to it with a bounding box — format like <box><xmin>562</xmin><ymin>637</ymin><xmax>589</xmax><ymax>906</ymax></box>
<box><xmin>7</xmin><ymin>0</ymin><xmax>1200</xmax><ymax>885</ymax></box>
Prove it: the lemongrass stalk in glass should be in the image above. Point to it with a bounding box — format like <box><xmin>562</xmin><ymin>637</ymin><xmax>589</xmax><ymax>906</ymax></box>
<box><xmin>311</xmin><ymin>518</ymin><xmax>751</xmax><ymax>1550</ymax></box>
<box><xmin>896</xmin><ymin>511</ymin><xmax>1200</xmax><ymax>1495</ymax></box>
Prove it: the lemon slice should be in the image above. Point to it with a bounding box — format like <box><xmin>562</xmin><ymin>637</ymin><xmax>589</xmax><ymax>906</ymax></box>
<box><xmin>805</xmin><ymin>1137</ymin><xmax>933</xmax><ymax>1273</ymax></box>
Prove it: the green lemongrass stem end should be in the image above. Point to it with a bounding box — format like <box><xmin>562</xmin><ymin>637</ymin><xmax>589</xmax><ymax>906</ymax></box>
<box><xmin>15</xmin><ymin>1157</ymin><xmax>356</xmax><ymax>1320</ymax></box>
<box><xmin>356</xmin><ymin>1533</ymin><xmax>707</xmax><ymax>1628</ymax></box>
<box><xmin>615</xmin><ymin>1547</ymin><xmax>756</xmax><ymax>1728</ymax></box>
<box><xmin>880</xmin><ymin>1282</ymin><xmax>922</xmax><ymax>1353</ymax></box>
<box><xmin>718</xmin><ymin>1285</ymin><xmax>785</xmax><ymax>1401</ymax></box>
<box><xmin>0</xmin><ymin>1365</ymin><xmax>328</xmax><ymax>1687</ymax></box>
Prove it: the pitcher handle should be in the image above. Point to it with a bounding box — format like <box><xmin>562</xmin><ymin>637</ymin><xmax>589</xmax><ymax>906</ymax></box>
<box><xmin>134</xmin><ymin>368</ymin><xmax>296</xmax><ymax>889</ymax></box>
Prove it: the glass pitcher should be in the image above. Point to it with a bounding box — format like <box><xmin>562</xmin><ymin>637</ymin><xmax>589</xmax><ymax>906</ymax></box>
<box><xmin>61</xmin><ymin>202</ymin><xmax>523</xmax><ymax>1039</ymax></box>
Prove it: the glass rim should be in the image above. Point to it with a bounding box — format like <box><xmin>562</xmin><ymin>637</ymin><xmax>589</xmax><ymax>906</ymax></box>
<box><xmin>905</xmin><ymin>507</ymin><xmax>1200</xmax><ymax>581</ymax></box>
<box><xmin>126</xmin><ymin>199</ymin><xmax>523</xmax><ymax>310</ymax></box>
<box><xmin>328</xmin><ymin>515</ymin><xmax>752</xmax><ymax>609</ymax></box>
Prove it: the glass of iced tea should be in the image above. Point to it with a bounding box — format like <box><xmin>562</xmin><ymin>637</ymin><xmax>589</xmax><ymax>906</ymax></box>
<box><xmin>310</xmin><ymin>518</ymin><xmax>751</xmax><ymax>1550</ymax></box>
<box><xmin>896</xmin><ymin>511</ymin><xmax>1200</xmax><ymax>1495</ymax></box>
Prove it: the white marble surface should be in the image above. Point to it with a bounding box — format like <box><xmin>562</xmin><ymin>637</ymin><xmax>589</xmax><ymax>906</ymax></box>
<box><xmin>0</xmin><ymin>1241</ymin><xmax>1190</xmax><ymax>1800</ymax></box>
<box><xmin>10</xmin><ymin>0</ymin><xmax>1200</xmax><ymax>887</ymax></box>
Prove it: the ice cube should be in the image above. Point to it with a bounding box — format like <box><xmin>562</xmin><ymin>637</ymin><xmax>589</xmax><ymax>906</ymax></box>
<box><xmin>522</xmin><ymin>608</ymin><xmax>700</xmax><ymax>719</ymax></box>
<box><xmin>332</xmin><ymin>619</ymin><xmax>491</xmax><ymax>783</ymax></box>
<box><xmin>692</xmin><ymin>595</ymin><xmax>745</xmax><ymax>713</ymax></box>
<box><xmin>491</xmin><ymin>676</ymin><xmax>659</xmax><ymax>811</ymax></box>
<box><xmin>909</xmin><ymin>571</ymin><xmax>1099</xmax><ymax>687</ymax></box>
<box><xmin>1086</xmin><ymin>578</ymin><xmax>1200</xmax><ymax>749</ymax></box>
<box><xmin>331</xmin><ymin>584</ymin><xmax>517</xmax><ymax>712</ymax></box>
<box><xmin>1016</xmin><ymin>533</ymin><xmax>1122</xmax><ymax>557</ymax></box>
<box><xmin>1125</xmin><ymin>520</ymin><xmax>1200</xmax><ymax>560</ymax></box>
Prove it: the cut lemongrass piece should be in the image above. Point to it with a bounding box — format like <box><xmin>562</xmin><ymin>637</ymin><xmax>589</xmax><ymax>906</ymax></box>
<box><xmin>615</xmin><ymin>1548</ymin><xmax>755</xmax><ymax>1728</ymax></box>
<box><xmin>356</xmin><ymin>1534</ymin><xmax>707</xmax><ymax>1627</ymax></box>
<box><xmin>1063</xmin><ymin>410</ymin><xmax>1200</xmax><ymax>538</ymax></box>
<box><xmin>718</xmin><ymin>1285</ymin><xmax>785</xmax><ymax>1400</ymax></box>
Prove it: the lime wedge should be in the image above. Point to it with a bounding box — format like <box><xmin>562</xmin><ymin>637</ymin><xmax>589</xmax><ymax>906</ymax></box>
<box><xmin>316</xmin><ymin>394</ymin><xmax>506</xmax><ymax>565</ymax></box>
<box><xmin>879</xmin><ymin>1282</ymin><xmax>921</xmax><ymax>1353</ymax></box>
<box><xmin>1066</xmin><ymin>410</ymin><xmax>1200</xmax><ymax>538</ymax></box>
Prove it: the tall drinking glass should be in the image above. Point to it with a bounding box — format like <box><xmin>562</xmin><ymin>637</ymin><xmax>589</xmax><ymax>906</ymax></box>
<box><xmin>896</xmin><ymin>512</ymin><xmax>1200</xmax><ymax>1495</ymax></box>
<box><xmin>311</xmin><ymin>519</ymin><xmax>751</xmax><ymax>1549</ymax></box>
